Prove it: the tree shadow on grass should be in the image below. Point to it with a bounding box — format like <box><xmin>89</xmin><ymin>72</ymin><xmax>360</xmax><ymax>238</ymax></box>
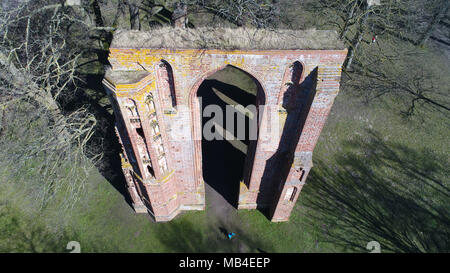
<box><xmin>60</xmin><ymin>72</ymin><xmax>133</xmax><ymax>208</ymax></box>
<box><xmin>154</xmin><ymin>217</ymin><xmax>272</xmax><ymax>253</ymax></box>
<box><xmin>0</xmin><ymin>204</ymin><xmax>105</xmax><ymax>253</ymax></box>
<box><xmin>302</xmin><ymin>130</ymin><xmax>450</xmax><ymax>252</ymax></box>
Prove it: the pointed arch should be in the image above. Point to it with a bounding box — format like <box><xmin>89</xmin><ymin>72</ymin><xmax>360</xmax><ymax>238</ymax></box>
<box><xmin>188</xmin><ymin>64</ymin><xmax>267</xmax><ymax>190</ymax></box>
<box><xmin>277</xmin><ymin>60</ymin><xmax>305</xmax><ymax>105</ymax></box>
<box><xmin>156</xmin><ymin>59</ymin><xmax>177</xmax><ymax>110</ymax></box>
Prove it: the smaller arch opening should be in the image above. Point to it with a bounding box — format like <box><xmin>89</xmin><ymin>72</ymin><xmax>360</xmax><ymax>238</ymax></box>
<box><xmin>291</xmin><ymin>61</ymin><xmax>304</xmax><ymax>85</ymax></box>
<box><xmin>282</xmin><ymin>61</ymin><xmax>305</xmax><ymax>110</ymax></box>
<box><xmin>299</xmin><ymin>169</ymin><xmax>305</xmax><ymax>181</ymax></box>
<box><xmin>145</xmin><ymin>94</ymin><xmax>156</xmax><ymax>112</ymax></box>
<box><xmin>159</xmin><ymin>60</ymin><xmax>177</xmax><ymax>108</ymax></box>
<box><xmin>136</xmin><ymin>127</ymin><xmax>145</xmax><ymax>140</ymax></box>
<box><xmin>290</xmin><ymin>187</ymin><xmax>298</xmax><ymax>202</ymax></box>
<box><xmin>146</xmin><ymin>165</ymin><xmax>155</xmax><ymax>178</ymax></box>
<box><xmin>159</xmin><ymin>157</ymin><xmax>168</xmax><ymax>173</ymax></box>
<box><xmin>125</xmin><ymin>98</ymin><xmax>139</xmax><ymax>117</ymax></box>
<box><xmin>284</xmin><ymin>187</ymin><xmax>298</xmax><ymax>202</ymax></box>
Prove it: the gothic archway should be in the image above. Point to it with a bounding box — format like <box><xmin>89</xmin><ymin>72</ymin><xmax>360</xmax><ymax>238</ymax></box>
<box><xmin>188</xmin><ymin>65</ymin><xmax>266</xmax><ymax>207</ymax></box>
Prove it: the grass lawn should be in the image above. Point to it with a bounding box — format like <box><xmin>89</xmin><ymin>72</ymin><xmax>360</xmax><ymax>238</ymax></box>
<box><xmin>56</xmin><ymin>60</ymin><xmax>448</xmax><ymax>252</ymax></box>
<box><xmin>1</xmin><ymin>47</ymin><xmax>448</xmax><ymax>254</ymax></box>
<box><xmin>1</xmin><ymin>0</ymin><xmax>448</xmax><ymax>254</ymax></box>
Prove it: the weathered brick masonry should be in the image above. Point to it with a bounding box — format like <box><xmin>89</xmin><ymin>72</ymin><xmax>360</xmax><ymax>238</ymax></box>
<box><xmin>102</xmin><ymin>28</ymin><xmax>347</xmax><ymax>222</ymax></box>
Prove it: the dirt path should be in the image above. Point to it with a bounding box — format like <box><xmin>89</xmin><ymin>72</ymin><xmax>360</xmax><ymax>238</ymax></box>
<box><xmin>204</xmin><ymin>182</ymin><xmax>238</xmax><ymax>225</ymax></box>
<box><xmin>204</xmin><ymin>183</ymin><xmax>257</xmax><ymax>252</ymax></box>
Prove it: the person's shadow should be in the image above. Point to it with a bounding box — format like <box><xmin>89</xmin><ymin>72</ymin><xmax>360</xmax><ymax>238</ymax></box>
<box><xmin>257</xmin><ymin>248</ymin><xmax>267</xmax><ymax>253</ymax></box>
<box><xmin>219</xmin><ymin>227</ymin><xmax>229</xmax><ymax>239</ymax></box>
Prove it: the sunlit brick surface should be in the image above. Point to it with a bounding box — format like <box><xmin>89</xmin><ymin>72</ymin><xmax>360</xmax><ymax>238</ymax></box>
<box><xmin>103</xmin><ymin>46</ymin><xmax>347</xmax><ymax>222</ymax></box>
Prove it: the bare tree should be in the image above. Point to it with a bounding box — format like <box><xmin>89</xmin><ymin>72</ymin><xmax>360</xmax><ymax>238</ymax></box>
<box><xmin>344</xmin><ymin>0</ymin><xmax>373</xmax><ymax>70</ymax></box>
<box><xmin>306</xmin><ymin>0</ymin><xmax>449</xmax><ymax>115</ymax></box>
<box><xmin>187</xmin><ymin>0</ymin><xmax>281</xmax><ymax>28</ymax></box>
<box><xmin>346</xmin><ymin>41</ymin><xmax>450</xmax><ymax>116</ymax></box>
<box><xmin>417</xmin><ymin>0</ymin><xmax>449</xmax><ymax>45</ymax></box>
<box><xmin>0</xmin><ymin>0</ymin><xmax>99</xmax><ymax>212</ymax></box>
<box><xmin>308</xmin><ymin>0</ymin><xmax>448</xmax><ymax>70</ymax></box>
<box><xmin>124</xmin><ymin>0</ymin><xmax>142</xmax><ymax>30</ymax></box>
<box><xmin>340</xmin><ymin>0</ymin><xmax>360</xmax><ymax>38</ymax></box>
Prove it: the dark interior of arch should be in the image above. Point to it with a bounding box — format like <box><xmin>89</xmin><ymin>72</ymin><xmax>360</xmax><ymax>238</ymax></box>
<box><xmin>197</xmin><ymin>65</ymin><xmax>260</xmax><ymax>208</ymax></box>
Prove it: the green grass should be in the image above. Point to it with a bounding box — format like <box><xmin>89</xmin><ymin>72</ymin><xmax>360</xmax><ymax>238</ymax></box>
<box><xmin>40</xmin><ymin>61</ymin><xmax>446</xmax><ymax>253</ymax></box>
<box><xmin>2</xmin><ymin>61</ymin><xmax>449</xmax><ymax>253</ymax></box>
<box><xmin>207</xmin><ymin>65</ymin><xmax>258</xmax><ymax>95</ymax></box>
<box><xmin>1</xmin><ymin>40</ymin><xmax>449</xmax><ymax>254</ymax></box>
<box><xmin>1</xmin><ymin>0</ymin><xmax>448</xmax><ymax>253</ymax></box>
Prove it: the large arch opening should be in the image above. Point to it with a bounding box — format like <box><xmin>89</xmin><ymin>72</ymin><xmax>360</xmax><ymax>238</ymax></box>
<box><xmin>195</xmin><ymin>65</ymin><xmax>264</xmax><ymax>208</ymax></box>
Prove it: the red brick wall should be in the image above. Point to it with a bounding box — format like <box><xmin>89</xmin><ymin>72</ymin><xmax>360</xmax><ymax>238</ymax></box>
<box><xmin>103</xmin><ymin>48</ymin><xmax>347</xmax><ymax>222</ymax></box>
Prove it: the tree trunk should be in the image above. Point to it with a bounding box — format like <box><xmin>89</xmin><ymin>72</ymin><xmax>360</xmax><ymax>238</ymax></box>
<box><xmin>340</xmin><ymin>1</ymin><xmax>358</xmax><ymax>39</ymax></box>
<box><xmin>128</xmin><ymin>2</ymin><xmax>141</xmax><ymax>30</ymax></box>
<box><xmin>0</xmin><ymin>52</ymin><xmax>61</xmax><ymax>115</ymax></box>
<box><xmin>344</xmin><ymin>3</ymin><xmax>370</xmax><ymax>70</ymax></box>
<box><xmin>0</xmin><ymin>51</ymin><xmax>70</xmax><ymax>139</ymax></box>
<box><xmin>91</xmin><ymin>0</ymin><xmax>104</xmax><ymax>27</ymax></box>
<box><xmin>345</xmin><ymin>31</ymin><xmax>363</xmax><ymax>70</ymax></box>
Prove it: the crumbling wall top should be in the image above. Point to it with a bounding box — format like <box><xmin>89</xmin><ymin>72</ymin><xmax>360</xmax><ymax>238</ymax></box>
<box><xmin>104</xmin><ymin>70</ymin><xmax>150</xmax><ymax>85</ymax></box>
<box><xmin>110</xmin><ymin>27</ymin><xmax>345</xmax><ymax>50</ymax></box>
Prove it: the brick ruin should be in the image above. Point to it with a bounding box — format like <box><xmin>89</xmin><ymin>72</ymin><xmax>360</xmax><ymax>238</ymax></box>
<box><xmin>102</xmin><ymin>28</ymin><xmax>347</xmax><ymax>222</ymax></box>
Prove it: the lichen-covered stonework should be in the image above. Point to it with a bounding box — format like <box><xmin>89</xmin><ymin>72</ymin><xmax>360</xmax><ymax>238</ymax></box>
<box><xmin>103</xmin><ymin>44</ymin><xmax>347</xmax><ymax>222</ymax></box>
